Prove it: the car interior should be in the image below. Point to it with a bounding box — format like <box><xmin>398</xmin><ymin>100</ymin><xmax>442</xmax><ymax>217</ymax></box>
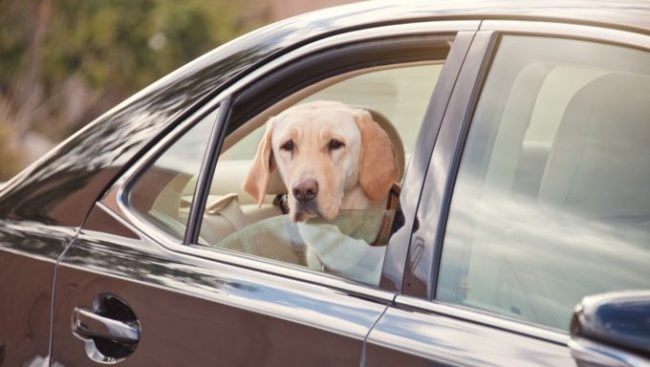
<box><xmin>441</xmin><ymin>61</ymin><xmax>650</xmax><ymax>329</ymax></box>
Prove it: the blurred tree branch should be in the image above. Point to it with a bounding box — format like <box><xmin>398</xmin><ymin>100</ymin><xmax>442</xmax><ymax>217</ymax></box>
<box><xmin>15</xmin><ymin>0</ymin><xmax>52</xmax><ymax>137</ymax></box>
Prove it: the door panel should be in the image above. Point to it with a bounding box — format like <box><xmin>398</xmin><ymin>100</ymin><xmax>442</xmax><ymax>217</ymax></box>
<box><xmin>365</xmin><ymin>297</ymin><xmax>574</xmax><ymax>366</ymax></box>
<box><xmin>0</xmin><ymin>222</ymin><xmax>74</xmax><ymax>367</ymax></box>
<box><xmin>50</xmin><ymin>205</ymin><xmax>387</xmax><ymax>366</ymax></box>
<box><xmin>0</xmin><ymin>252</ymin><xmax>54</xmax><ymax>367</ymax></box>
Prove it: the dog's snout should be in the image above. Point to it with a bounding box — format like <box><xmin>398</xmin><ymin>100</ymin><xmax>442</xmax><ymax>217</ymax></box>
<box><xmin>292</xmin><ymin>179</ymin><xmax>319</xmax><ymax>202</ymax></box>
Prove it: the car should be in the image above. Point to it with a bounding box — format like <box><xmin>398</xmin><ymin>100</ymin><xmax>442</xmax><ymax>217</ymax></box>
<box><xmin>1</xmin><ymin>1</ymin><xmax>649</xmax><ymax>366</ymax></box>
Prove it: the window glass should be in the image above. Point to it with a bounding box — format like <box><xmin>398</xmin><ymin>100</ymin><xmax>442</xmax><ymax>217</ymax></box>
<box><xmin>196</xmin><ymin>61</ymin><xmax>444</xmax><ymax>286</ymax></box>
<box><xmin>129</xmin><ymin>109</ymin><xmax>218</xmax><ymax>240</ymax></box>
<box><xmin>437</xmin><ymin>36</ymin><xmax>650</xmax><ymax>329</ymax></box>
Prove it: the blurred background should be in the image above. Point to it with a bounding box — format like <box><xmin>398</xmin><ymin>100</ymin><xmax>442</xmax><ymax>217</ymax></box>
<box><xmin>0</xmin><ymin>0</ymin><xmax>355</xmax><ymax>181</ymax></box>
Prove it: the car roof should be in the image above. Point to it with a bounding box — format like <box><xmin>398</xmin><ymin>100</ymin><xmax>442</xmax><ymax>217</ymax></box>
<box><xmin>297</xmin><ymin>0</ymin><xmax>650</xmax><ymax>32</ymax></box>
<box><xmin>144</xmin><ymin>0</ymin><xmax>649</xmax><ymax>107</ymax></box>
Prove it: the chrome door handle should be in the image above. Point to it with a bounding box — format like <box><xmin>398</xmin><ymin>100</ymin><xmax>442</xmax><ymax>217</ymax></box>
<box><xmin>71</xmin><ymin>294</ymin><xmax>140</xmax><ymax>363</ymax></box>
<box><xmin>72</xmin><ymin>307</ymin><xmax>140</xmax><ymax>345</ymax></box>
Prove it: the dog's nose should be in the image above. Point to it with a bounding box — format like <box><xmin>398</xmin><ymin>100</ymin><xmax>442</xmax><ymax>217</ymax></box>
<box><xmin>292</xmin><ymin>179</ymin><xmax>319</xmax><ymax>202</ymax></box>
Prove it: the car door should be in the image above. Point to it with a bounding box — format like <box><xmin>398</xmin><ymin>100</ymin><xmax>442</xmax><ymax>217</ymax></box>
<box><xmin>364</xmin><ymin>22</ymin><xmax>650</xmax><ymax>366</ymax></box>
<box><xmin>0</xmin><ymin>223</ymin><xmax>74</xmax><ymax>367</ymax></box>
<box><xmin>49</xmin><ymin>22</ymin><xmax>479</xmax><ymax>366</ymax></box>
<box><xmin>49</xmin><ymin>103</ymin><xmax>391</xmax><ymax>367</ymax></box>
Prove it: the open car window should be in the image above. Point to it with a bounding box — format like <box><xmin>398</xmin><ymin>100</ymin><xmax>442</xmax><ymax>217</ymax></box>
<box><xmin>196</xmin><ymin>61</ymin><xmax>444</xmax><ymax>286</ymax></box>
<box><xmin>128</xmin><ymin>36</ymin><xmax>451</xmax><ymax>287</ymax></box>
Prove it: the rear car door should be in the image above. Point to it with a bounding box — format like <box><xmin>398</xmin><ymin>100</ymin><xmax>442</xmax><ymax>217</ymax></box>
<box><xmin>49</xmin><ymin>22</ymin><xmax>478</xmax><ymax>366</ymax></box>
<box><xmin>0</xmin><ymin>223</ymin><xmax>73</xmax><ymax>366</ymax></box>
<box><xmin>365</xmin><ymin>21</ymin><xmax>650</xmax><ymax>366</ymax></box>
<box><xmin>49</xmin><ymin>103</ymin><xmax>389</xmax><ymax>367</ymax></box>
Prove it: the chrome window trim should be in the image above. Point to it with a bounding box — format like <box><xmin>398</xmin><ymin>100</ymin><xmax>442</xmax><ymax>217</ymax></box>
<box><xmin>481</xmin><ymin>20</ymin><xmax>650</xmax><ymax>49</ymax></box>
<box><xmin>394</xmin><ymin>294</ymin><xmax>570</xmax><ymax>345</ymax></box>
<box><xmin>101</xmin><ymin>21</ymin><xmax>479</xmax><ymax>303</ymax></box>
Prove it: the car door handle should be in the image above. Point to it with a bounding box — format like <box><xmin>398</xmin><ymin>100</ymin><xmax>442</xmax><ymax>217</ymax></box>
<box><xmin>71</xmin><ymin>294</ymin><xmax>141</xmax><ymax>363</ymax></box>
<box><xmin>72</xmin><ymin>307</ymin><xmax>140</xmax><ymax>345</ymax></box>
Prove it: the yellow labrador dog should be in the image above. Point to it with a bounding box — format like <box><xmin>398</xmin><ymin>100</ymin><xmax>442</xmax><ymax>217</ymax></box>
<box><xmin>243</xmin><ymin>100</ymin><xmax>399</xmax><ymax>284</ymax></box>
<box><xmin>243</xmin><ymin>100</ymin><xmax>398</xmax><ymax>221</ymax></box>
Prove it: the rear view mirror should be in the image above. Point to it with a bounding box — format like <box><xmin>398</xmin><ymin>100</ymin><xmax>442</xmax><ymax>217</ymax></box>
<box><xmin>569</xmin><ymin>291</ymin><xmax>650</xmax><ymax>367</ymax></box>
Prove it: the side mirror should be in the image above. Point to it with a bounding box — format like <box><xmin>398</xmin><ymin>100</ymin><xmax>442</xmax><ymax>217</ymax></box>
<box><xmin>569</xmin><ymin>291</ymin><xmax>650</xmax><ymax>367</ymax></box>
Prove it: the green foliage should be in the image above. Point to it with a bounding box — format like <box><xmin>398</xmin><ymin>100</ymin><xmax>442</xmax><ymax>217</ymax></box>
<box><xmin>0</xmin><ymin>2</ymin><xmax>34</xmax><ymax>88</ymax></box>
<box><xmin>42</xmin><ymin>0</ymin><xmax>256</xmax><ymax>92</ymax></box>
<box><xmin>0</xmin><ymin>0</ymin><xmax>265</xmax><ymax>179</ymax></box>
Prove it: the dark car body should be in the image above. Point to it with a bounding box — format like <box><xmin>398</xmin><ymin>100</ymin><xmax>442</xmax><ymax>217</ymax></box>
<box><xmin>1</xmin><ymin>1</ymin><xmax>649</xmax><ymax>366</ymax></box>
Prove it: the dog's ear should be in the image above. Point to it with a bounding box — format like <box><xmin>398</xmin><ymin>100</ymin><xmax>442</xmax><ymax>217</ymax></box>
<box><xmin>243</xmin><ymin>119</ymin><xmax>276</xmax><ymax>206</ymax></box>
<box><xmin>354</xmin><ymin>110</ymin><xmax>398</xmax><ymax>201</ymax></box>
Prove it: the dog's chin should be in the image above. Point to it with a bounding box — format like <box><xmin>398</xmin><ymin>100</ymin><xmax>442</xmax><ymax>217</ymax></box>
<box><xmin>290</xmin><ymin>201</ymin><xmax>339</xmax><ymax>222</ymax></box>
<box><xmin>291</xmin><ymin>202</ymin><xmax>320</xmax><ymax>222</ymax></box>
<box><xmin>292</xmin><ymin>210</ymin><xmax>318</xmax><ymax>222</ymax></box>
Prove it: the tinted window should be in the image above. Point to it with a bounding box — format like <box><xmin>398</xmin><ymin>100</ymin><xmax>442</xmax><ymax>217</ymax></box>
<box><xmin>437</xmin><ymin>36</ymin><xmax>650</xmax><ymax>329</ymax></box>
<box><xmin>129</xmin><ymin>109</ymin><xmax>217</xmax><ymax>240</ymax></box>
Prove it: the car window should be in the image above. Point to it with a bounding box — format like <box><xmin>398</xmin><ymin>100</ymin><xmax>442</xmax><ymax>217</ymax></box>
<box><xmin>437</xmin><ymin>35</ymin><xmax>650</xmax><ymax>330</ymax></box>
<box><xmin>125</xmin><ymin>33</ymin><xmax>451</xmax><ymax>286</ymax></box>
<box><xmin>129</xmin><ymin>109</ymin><xmax>218</xmax><ymax>240</ymax></box>
<box><xmin>197</xmin><ymin>62</ymin><xmax>444</xmax><ymax>286</ymax></box>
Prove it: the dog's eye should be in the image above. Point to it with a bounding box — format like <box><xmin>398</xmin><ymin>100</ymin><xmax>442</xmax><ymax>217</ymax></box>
<box><xmin>280</xmin><ymin>140</ymin><xmax>294</xmax><ymax>151</ymax></box>
<box><xmin>327</xmin><ymin>139</ymin><xmax>345</xmax><ymax>151</ymax></box>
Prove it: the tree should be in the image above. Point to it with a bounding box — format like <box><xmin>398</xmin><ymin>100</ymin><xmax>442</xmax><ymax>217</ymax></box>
<box><xmin>0</xmin><ymin>0</ymin><xmax>265</xmax><ymax>180</ymax></box>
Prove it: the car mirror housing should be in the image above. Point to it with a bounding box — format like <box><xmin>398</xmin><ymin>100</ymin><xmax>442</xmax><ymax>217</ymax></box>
<box><xmin>569</xmin><ymin>291</ymin><xmax>650</xmax><ymax>367</ymax></box>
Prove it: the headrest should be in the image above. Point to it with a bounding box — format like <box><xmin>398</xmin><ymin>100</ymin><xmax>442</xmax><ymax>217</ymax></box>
<box><xmin>538</xmin><ymin>72</ymin><xmax>650</xmax><ymax>219</ymax></box>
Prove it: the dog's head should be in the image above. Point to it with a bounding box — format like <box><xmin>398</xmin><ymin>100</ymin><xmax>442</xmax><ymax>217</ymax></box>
<box><xmin>243</xmin><ymin>101</ymin><xmax>398</xmax><ymax>222</ymax></box>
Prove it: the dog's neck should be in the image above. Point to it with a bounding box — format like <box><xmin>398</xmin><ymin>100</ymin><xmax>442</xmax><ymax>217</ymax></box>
<box><xmin>340</xmin><ymin>185</ymin><xmax>386</xmax><ymax>211</ymax></box>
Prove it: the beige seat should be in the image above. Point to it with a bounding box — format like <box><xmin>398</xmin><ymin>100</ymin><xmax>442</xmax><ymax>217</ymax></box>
<box><xmin>539</xmin><ymin>72</ymin><xmax>650</xmax><ymax>220</ymax></box>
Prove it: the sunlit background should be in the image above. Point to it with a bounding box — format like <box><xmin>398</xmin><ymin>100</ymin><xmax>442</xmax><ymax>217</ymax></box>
<box><xmin>0</xmin><ymin>0</ymin><xmax>355</xmax><ymax>181</ymax></box>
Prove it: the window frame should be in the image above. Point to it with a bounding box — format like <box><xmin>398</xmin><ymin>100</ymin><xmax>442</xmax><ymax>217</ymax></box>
<box><xmin>399</xmin><ymin>20</ymin><xmax>650</xmax><ymax>344</ymax></box>
<box><xmin>102</xmin><ymin>20</ymin><xmax>480</xmax><ymax>299</ymax></box>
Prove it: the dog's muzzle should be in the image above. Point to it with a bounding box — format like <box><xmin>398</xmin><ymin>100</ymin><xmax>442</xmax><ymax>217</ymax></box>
<box><xmin>291</xmin><ymin>179</ymin><xmax>321</xmax><ymax>221</ymax></box>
